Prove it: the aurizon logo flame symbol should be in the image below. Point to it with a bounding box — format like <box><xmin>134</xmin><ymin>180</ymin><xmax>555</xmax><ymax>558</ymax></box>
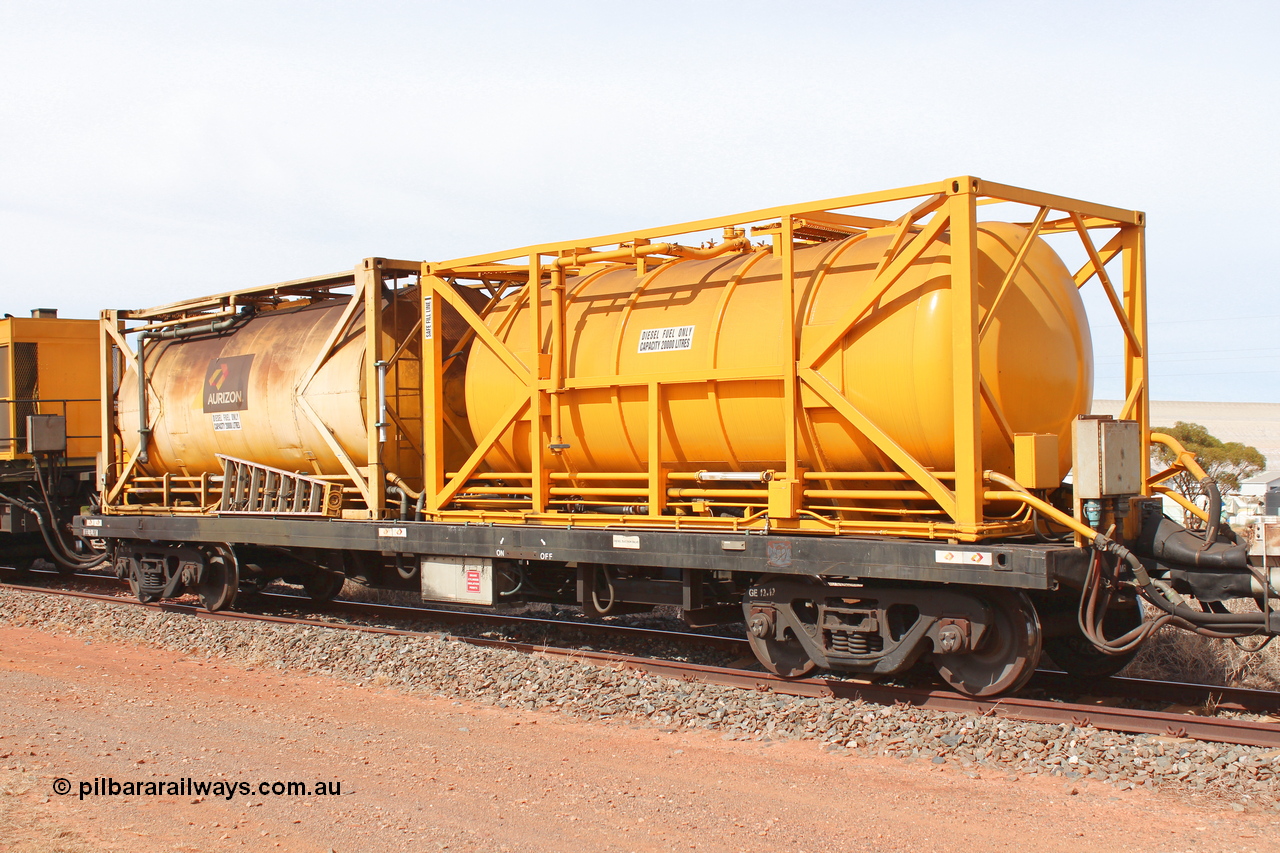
<box><xmin>203</xmin><ymin>354</ymin><xmax>253</xmax><ymax>414</ymax></box>
<box><xmin>209</xmin><ymin>363</ymin><xmax>229</xmax><ymax>391</ymax></box>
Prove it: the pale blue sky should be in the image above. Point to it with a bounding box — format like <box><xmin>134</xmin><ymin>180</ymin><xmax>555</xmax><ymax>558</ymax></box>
<box><xmin>2</xmin><ymin>1</ymin><xmax>1277</xmax><ymax>401</ymax></box>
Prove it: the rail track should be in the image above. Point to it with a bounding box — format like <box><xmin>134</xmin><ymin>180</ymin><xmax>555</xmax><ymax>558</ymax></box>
<box><xmin>3</xmin><ymin>573</ymin><xmax>1279</xmax><ymax>748</ymax></box>
<box><xmin>0</xmin><ymin>566</ymin><xmax>750</xmax><ymax>653</ymax></box>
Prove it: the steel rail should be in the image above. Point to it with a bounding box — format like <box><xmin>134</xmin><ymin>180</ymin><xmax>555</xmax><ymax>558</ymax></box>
<box><xmin>254</xmin><ymin>591</ymin><xmax>752</xmax><ymax>654</ymax></box>
<box><xmin>4</xmin><ymin>568</ymin><xmax>1279</xmax><ymax>715</ymax></box>
<box><xmin>2</xmin><ymin>580</ymin><xmax>1278</xmax><ymax>748</ymax></box>
<box><xmin>6</xmin><ymin>568</ymin><xmax>1280</xmax><ymax>716</ymax></box>
<box><xmin>0</xmin><ymin>568</ymin><xmax>750</xmax><ymax>654</ymax></box>
<box><xmin>275</xmin><ymin>592</ymin><xmax>1280</xmax><ymax>716</ymax></box>
<box><xmin>1028</xmin><ymin>670</ymin><xmax>1280</xmax><ymax>716</ymax></box>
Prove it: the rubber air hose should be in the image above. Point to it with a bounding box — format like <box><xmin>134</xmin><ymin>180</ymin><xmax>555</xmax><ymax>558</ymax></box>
<box><xmin>33</xmin><ymin>461</ymin><xmax>109</xmax><ymax>568</ymax></box>
<box><xmin>1201</xmin><ymin>476</ymin><xmax>1222</xmax><ymax>549</ymax></box>
<box><xmin>1097</xmin><ymin>534</ymin><xmax>1268</xmax><ymax>628</ymax></box>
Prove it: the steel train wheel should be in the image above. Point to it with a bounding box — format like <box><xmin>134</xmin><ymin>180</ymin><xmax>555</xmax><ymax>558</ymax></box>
<box><xmin>197</xmin><ymin>546</ymin><xmax>239</xmax><ymax>612</ymax></box>
<box><xmin>747</xmin><ymin>626</ymin><xmax>817</xmax><ymax>679</ymax></box>
<box><xmin>933</xmin><ymin>589</ymin><xmax>1041</xmax><ymax>697</ymax></box>
<box><xmin>238</xmin><ymin>576</ymin><xmax>271</xmax><ymax>595</ymax></box>
<box><xmin>302</xmin><ymin>569</ymin><xmax>345</xmax><ymax>603</ymax></box>
<box><xmin>744</xmin><ymin>575</ymin><xmax>819</xmax><ymax>679</ymax></box>
<box><xmin>126</xmin><ymin>557</ymin><xmax>159</xmax><ymax>604</ymax></box>
<box><xmin>1044</xmin><ymin>602</ymin><xmax>1143</xmax><ymax>678</ymax></box>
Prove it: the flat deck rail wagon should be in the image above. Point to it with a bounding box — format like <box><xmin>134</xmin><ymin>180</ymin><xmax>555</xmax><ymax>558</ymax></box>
<box><xmin>75</xmin><ymin>177</ymin><xmax>1280</xmax><ymax>697</ymax></box>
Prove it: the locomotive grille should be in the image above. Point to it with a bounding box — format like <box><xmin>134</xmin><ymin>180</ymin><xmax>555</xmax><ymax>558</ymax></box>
<box><xmin>14</xmin><ymin>343</ymin><xmax>38</xmax><ymax>445</ymax></box>
<box><xmin>0</xmin><ymin>342</ymin><xmax>38</xmax><ymax>450</ymax></box>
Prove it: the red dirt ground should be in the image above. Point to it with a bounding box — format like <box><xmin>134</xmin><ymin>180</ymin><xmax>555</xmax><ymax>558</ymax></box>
<box><xmin>0</xmin><ymin>625</ymin><xmax>1276</xmax><ymax>853</ymax></box>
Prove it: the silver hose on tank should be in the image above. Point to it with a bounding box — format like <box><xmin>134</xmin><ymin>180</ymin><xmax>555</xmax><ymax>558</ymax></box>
<box><xmin>375</xmin><ymin>360</ymin><xmax>388</xmax><ymax>444</ymax></box>
<box><xmin>134</xmin><ymin>308</ymin><xmax>249</xmax><ymax>465</ymax></box>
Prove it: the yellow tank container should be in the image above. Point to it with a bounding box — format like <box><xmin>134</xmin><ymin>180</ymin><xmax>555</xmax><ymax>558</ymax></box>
<box><xmin>464</xmin><ymin>222</ymin><xmax>1092</xmax><ymax>480</ymax></box>
<box><xmin>117</xmin><ymin>292</ymin><xmax>478</xmax><ymax>481</ymax></box>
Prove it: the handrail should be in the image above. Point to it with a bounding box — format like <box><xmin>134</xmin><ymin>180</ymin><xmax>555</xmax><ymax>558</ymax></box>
<box><xmin>1148</xmin><ymin>432</ymin><xmax>1210</xmax><ymax>482</ymax></box>
<box><xmin>1147</xmin><ymin>432</ymin><xmax>1216</xmax><ymax>527</ymax></box>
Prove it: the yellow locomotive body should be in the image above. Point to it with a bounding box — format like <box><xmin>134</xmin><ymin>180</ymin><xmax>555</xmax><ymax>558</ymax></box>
<box><xmin>0</xmin><ymin>311</ymin><xmax>101</xmax><ymax>566</ymax></box>
<box><xmin>0</xmin><ymin>311</ymin><xmax>99</xmax><ymax>466</ymax></box>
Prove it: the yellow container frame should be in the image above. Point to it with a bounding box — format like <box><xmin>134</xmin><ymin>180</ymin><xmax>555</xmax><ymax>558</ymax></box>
<box><xmin>416</xmin><ymin>176</ymin><xmax>1148</xmax><ymax>541</ymax></box>
<box><xmin>99</xmin><ymin>177</ymin><xmax>1150</xmax><ymax>543</ymax></box>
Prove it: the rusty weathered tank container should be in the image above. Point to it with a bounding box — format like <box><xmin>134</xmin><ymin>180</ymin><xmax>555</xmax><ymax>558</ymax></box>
<box><xmin>116</xmin><ymin>288</ymin><xmax>481</xmax><ymax>484</ymax></box>
<box><xmin>463</xmin><ymin>222</ymin><xmax>1093</xmax><ymax>483</ymax></box>
<box><xmin>119</xmin><ymin>300</ymin><xmax>367</xmax><ymax>476</ymax></box>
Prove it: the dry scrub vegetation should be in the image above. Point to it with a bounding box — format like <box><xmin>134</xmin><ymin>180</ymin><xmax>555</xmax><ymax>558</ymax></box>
<box><xmin>1122</xmin><ymin>601</ymin><xmax>1280</xmax><ymax>691</ymax></box>
<box><xmin>0</xmin><ymin>768</ymin><xmax>94</xmax><ymax>853</ymax></box>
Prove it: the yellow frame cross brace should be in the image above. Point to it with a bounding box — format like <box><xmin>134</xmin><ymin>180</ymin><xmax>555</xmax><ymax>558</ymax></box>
<box><xmin>416</xmin><ymin>176</ymin><xmax>1148</xmax><ymax>542</ymax></box>
<box><xmin>96</xmin><ymin>177</ymin><xmax>1149</xmax><ymax>545</ymax></box>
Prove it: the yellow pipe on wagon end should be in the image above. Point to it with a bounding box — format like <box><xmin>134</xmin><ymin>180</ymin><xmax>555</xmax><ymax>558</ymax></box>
<box><xmin>984</xmin><ymin>470</ymin><xmax>1100</xmax><ymax>543</ymax></box>
<box><xmin>1148</xmin><ymin>433</ymin><xmax>1211</xmax><ymax>482</ymax></box>
<box><xmin>1151</xmin><ymin>485</ymin><xmax>1210</xmax><ymax>524</ymax></box>
<box><xmin>1147</xmin><ymin>433</ymin><xmax>1213</xmax><ymax>523</ymax></box>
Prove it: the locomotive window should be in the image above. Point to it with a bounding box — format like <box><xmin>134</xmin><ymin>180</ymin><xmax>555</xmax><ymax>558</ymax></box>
<box><xmin>0</xmin><ymin>344</ymin><xmax>8</xmax><ymax>397</ymax></box>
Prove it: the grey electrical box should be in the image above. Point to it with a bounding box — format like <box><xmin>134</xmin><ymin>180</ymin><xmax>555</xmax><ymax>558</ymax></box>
<box><xmin>1072</xmin><ymin>415</ymin><xmax>1141</xmax><ymax>499</ymax></box>
<box><xmin>420</xmin><ymin>556</ymin><xmax>494</xmax><ymax>605</ymax></box>
<box><xmin>26</xmin><ymin>414</ymin><xmax>67</xmax><ymax>454</ymax></box>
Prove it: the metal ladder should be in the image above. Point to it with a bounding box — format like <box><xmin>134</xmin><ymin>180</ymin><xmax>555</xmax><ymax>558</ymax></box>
<box><xmin>216</xmin><ymin>454</ymin><xmax>342</xmax><ymax>517</ymax></box>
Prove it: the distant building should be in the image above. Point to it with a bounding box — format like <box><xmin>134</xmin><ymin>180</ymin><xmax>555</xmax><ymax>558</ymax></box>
<box><xmin>1235</xmin><ymin>471</ymin><xmax>1280</xmax><ymax>519</ymax></box>
<box><xmin>1091</xmin><ymin>400</ymin><xmax>1280</xmax><ymax>523</ymax></box>
<box><xmin>1092</xmin><ymin>400</ymin><xmax>1280</xmax><ymax>471</ymax></box>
